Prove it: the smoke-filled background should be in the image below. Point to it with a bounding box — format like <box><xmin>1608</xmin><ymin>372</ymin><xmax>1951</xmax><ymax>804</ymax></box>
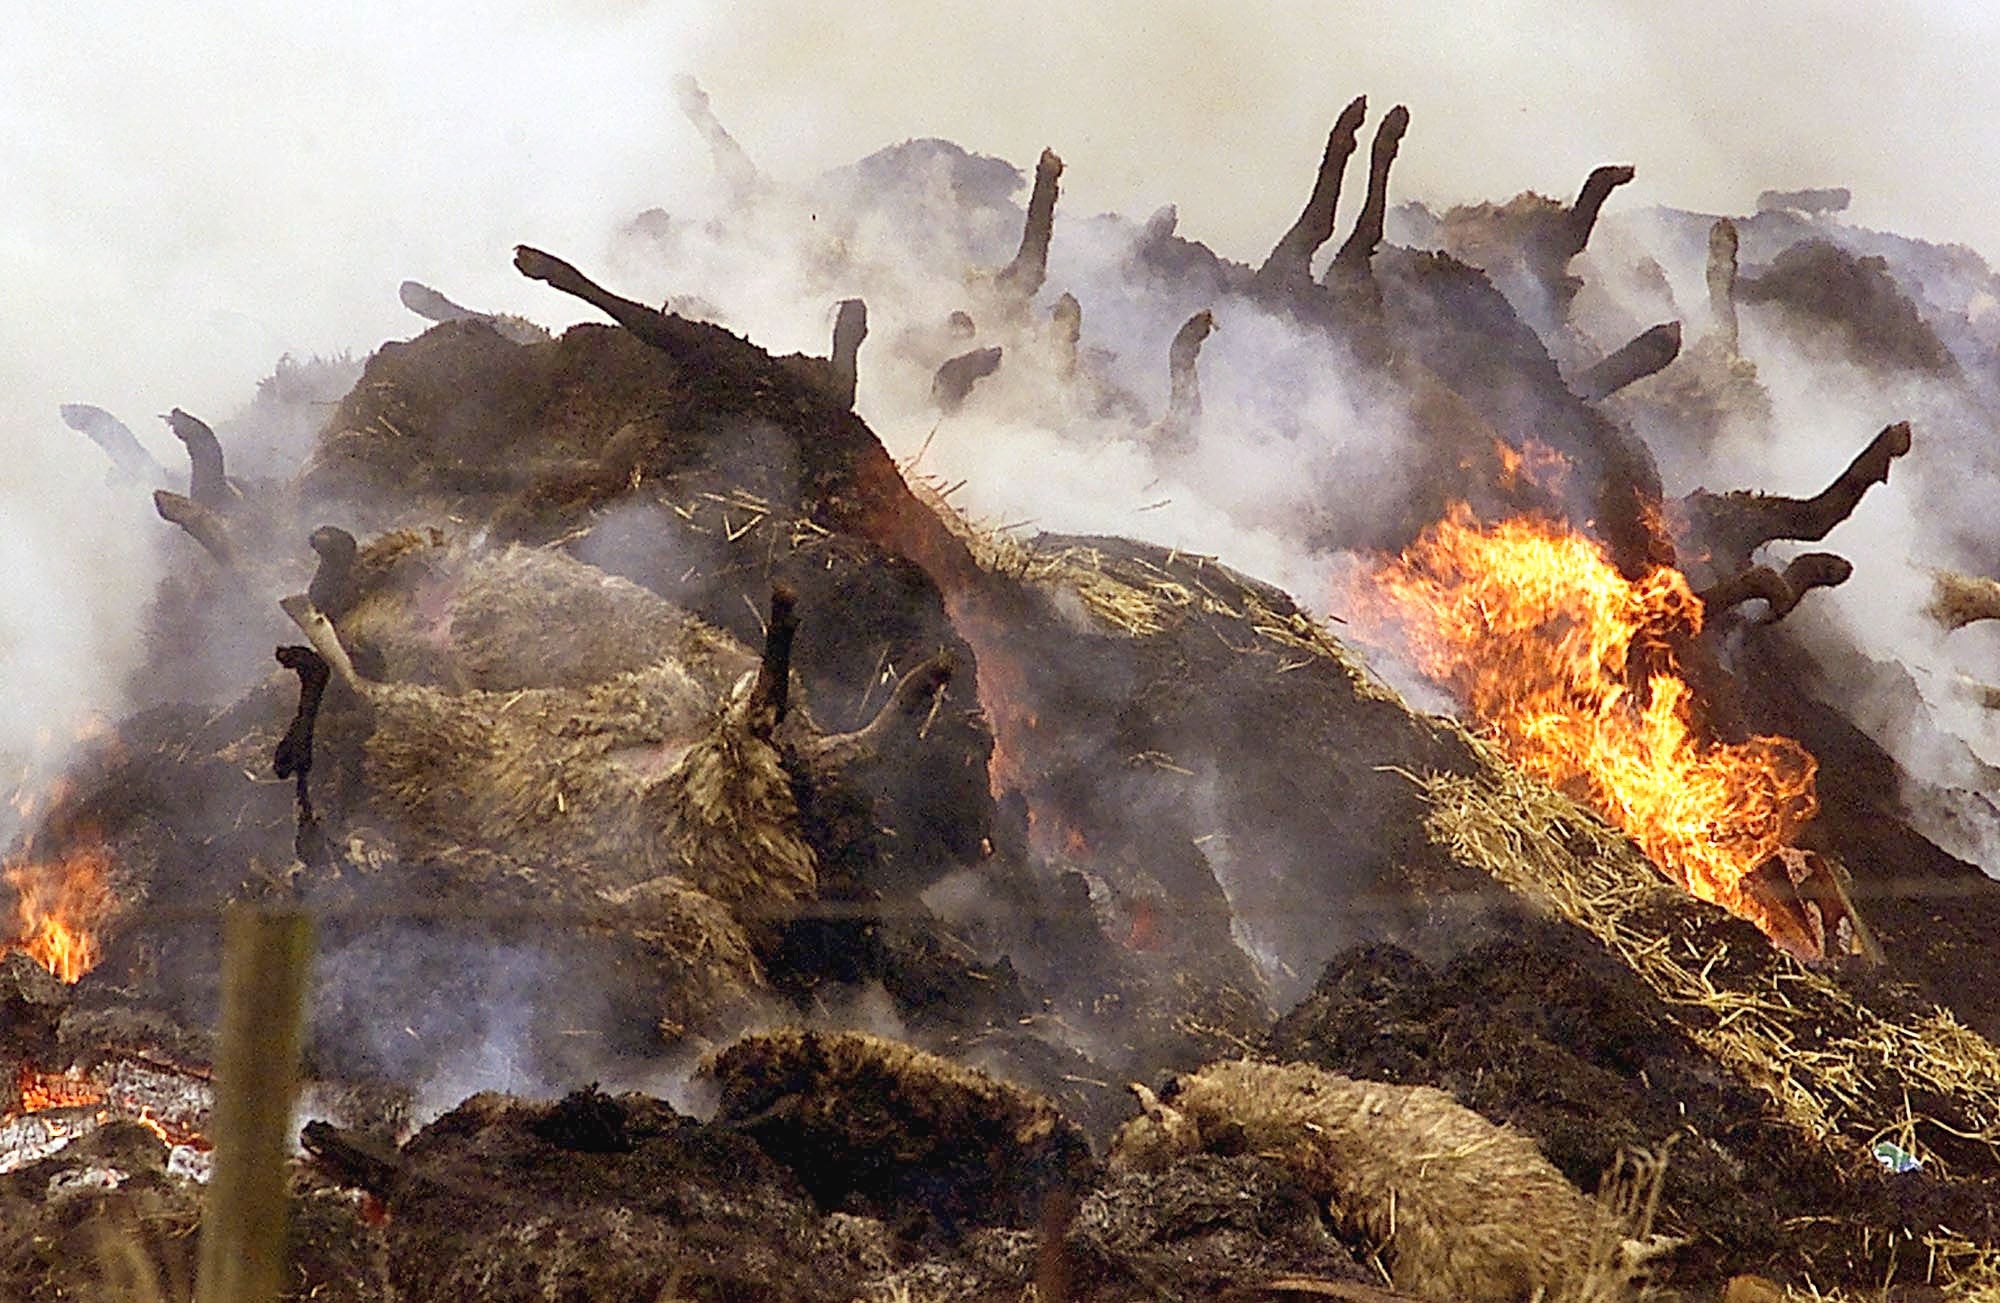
<box><xmin>8</xmin><ymin>0</ymin><xmax>1997</xmax><ymax>740</ymax></box>
<box><xmin>12</xmin><ymin>1</ymin><xmax>2000</xmax><ymax>1091</ymax></box>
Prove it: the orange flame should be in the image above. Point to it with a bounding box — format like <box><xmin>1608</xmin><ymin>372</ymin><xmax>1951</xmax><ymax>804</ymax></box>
<box><xmin>4</xmin><ymin>841</ymin><xmax>113</xmax><ymax>984</ymax></box>
<box><xmin>1493</xmin><ymin>436</ymin><xmax>1571</xmax><ymax>498</ymax></box>
<box><xmin>1349</xmin><ymin>505</ymin><xmax>1818</xmax><ymax>942</ymax></box>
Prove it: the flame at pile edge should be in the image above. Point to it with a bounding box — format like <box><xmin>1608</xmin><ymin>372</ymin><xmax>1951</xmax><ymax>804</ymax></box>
<box><xmin>4</xmin><ymin>838</ymin><xmax>114</xmax><ymax>984</ymax></box>
<box><xmin>1345</xmin><ymin>504</ymin><xmax>1821</xmax><ymax>951</ymax></box>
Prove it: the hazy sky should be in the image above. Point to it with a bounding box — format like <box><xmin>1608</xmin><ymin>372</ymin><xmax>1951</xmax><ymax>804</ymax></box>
<box><xmin>4</xmin><ymin>1</ymin><xmax>1999</xmax><ymax>750</ymax></box>
<box><xmin>6</xmin><ymin>1</ymin><xmax>1997</xmax><ymax>431</ymax></box>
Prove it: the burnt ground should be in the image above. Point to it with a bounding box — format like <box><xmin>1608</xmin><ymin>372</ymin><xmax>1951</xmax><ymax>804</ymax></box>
<box><xmin>0</xmin><ymin>1072</ymin><xmax>1382</xmax><ymax>1303</ymax></box>
<box><xmin>1267</xmin><ymin>922</ymin><xmax>2000</xmax><ymax>1292</ymax></box>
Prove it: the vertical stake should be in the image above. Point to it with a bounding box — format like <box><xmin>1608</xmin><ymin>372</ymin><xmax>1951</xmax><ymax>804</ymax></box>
<box><xmin>194</xmin><ymin>905</ymin><xmax>313</xmax><ymax>1303</ymax></box>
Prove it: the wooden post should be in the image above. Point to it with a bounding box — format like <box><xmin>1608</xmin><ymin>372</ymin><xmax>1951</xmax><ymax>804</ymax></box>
<box><xmin>195</xmin><ymin>906</ymin><xmax>313</xmax><ymax>1303</ymax></box>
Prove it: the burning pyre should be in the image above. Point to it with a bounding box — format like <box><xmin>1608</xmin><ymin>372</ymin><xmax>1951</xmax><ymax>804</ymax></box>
<box><xmin>12</xmin><ymin>69</ymin><xmax>2000</xmax><ymax>1303</ymax></box>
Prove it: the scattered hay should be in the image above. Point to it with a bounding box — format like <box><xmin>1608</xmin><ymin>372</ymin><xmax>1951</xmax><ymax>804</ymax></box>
<box><xmin>1418</xmin><ymin>738</ymin><xmax>2000</xmax><ymax>1177</ymax></box>
<box><xmin>914</xmin><ymin>474</ymin><xmax>1397</xmax><ymax>708</ymax></box>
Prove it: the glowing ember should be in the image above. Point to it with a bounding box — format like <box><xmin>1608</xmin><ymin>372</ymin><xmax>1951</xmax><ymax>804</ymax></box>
<box><xmin>4</xmin><ymin>840</ymin><xmax>114</xmax><ymax>983</ymax></box>
<box><xmin>1349</xmin><ymin>505</ymin><xmax>1819</xmax><ymax>946</ymax></box>
<box><xmin>132</xmin><ymin>1111</ymin><xmax>175</xmax><ymax>1146</ymax></box>
<box><xmin>16</xmin><ymin>1064</ymin><xmax>105</xmax><ymax>1112</ymax></box>
<box><xmin>9</xmin><ymin>1064</ymin><xmax>210</xmax><ymax>1151</ymax></box>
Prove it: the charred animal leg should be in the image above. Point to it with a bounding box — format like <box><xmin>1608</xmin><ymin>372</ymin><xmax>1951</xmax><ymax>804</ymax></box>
<box><xmin>1154</xmin><ymin>309</ymin><xmax>1215</xmax><ymax>452</ymax></box>
<box><xmin>164</xmin><ymin>408</ymin><xmax>232</xmax><ymax>511</ymax></box>
<box><xmin>275</xmin><ymin>644</ymin><xmax>331</xmax><ymax>863</ymax></box>
<box><xmin>1680</xmin><ymin>421</ymin><xmax>1912</xmax><ymax>567</ymax></box>
<box><xmin>274</xmin><ymin>644</ymin><xmax>330</xmax><ymax>801</ymax></box>
<box><xmin>673</xmin><ymin>75</ymin><xmax>766</xmax><ymax>203</ymax></box>
<box><xmin>1332</xmin><ymin>105</ymin><xmax>1410</xmax><ymax>269</ymax></box>
<box><xmin>1779</xmin><ymin>552</ymin><xmax>1856</xmax><ymax>609</ymax></box>
<box><xmin>514</xmin><ymin>245</ymin><xmax>749</xmax><ymax>374</ymax></box>
<box><xmin>60</xmin><ymin>403</ymin><xmax>168</xmax><ymax>485</ymax></box>
<box><xmin>808</xmin><ymin>652</ymin><xmax>956</xmax><ymax>770</ymax></box>
<box><xmin>748</xmin><ymin>585</ymin><xmax>799</xmax><ymax>737</ymax></box>
<box><xmin>1050</xmin><ymin>294</ymin><xmax>1082</xmax><ymax>382</ymax></box>
<box><xmin>1707</xmin><ymin>218</ymin><xmax>1740</xmax><ymax>353</ymax></box>
<box><xmin>1257</xmin><ymin>95</ymin><xmax>1368</xmax><ymax>290</ymax></box>
<box><xmin>301</xmin><ymin>1120</ymin><xmax>403</xmax><ymax>1197</ymax></box>
<box><xmin>399</xmin><ymin>280</ymin><xmax>484</xmax><ymax>325</ymax></box>
<box><xmin>307</xmin><ymin>525</ymin><xmax>361</xmax><ymax>622</ymax></box>
<box><xmin>997</xmin><ymin>148</ymin><xmax>1064</xmax><ymax>300</ymax></box>
<box><xmin>933</xmin><ymin>347</ymin><xmax>1004</xmax><ymax>413</ymax></box>
<box><xmin>1560</xmin><ymin>165</ymin><xmax>1637</xmax><ymax>263</ymax></box>
<box><xmin>1699</xmin><ymin>552</ymin><xmax>1853</xmax><ymax>623</ymax></box>
<box><xmin>154</xmin><ymin>490</ymin><xmax>238</xmax><ymax>568</ymax></box>
<box><xmin>830</xmin><ymin>298</ymin><xmax>868</xmax><ymax>410</ymax></box>
<box><xmin>280</xmin><ymin>595</ymin><xmax>365</xmax><ymax>693</ymax></box>
<box><xmin>1575</xmin><ymin>322</ymin><xmax>1682</xmax><ymax>401</ymax></box>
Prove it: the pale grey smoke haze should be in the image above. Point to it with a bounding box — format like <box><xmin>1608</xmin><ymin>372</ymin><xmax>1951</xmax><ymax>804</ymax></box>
<box><xmin>689</xmin><ymin>1</ymin><xmax>2000</xmax><ymax>260</ymax></box>
<box><xmin>6</xmin><ymin>0</ymin><xmax>2000</xmax><ymax>789</ymax></box>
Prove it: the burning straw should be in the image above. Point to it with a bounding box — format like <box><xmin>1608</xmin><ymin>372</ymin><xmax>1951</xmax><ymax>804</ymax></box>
<box><xmin>1420</xmin><ymin>746</ymin><xmax>2000</xmax><ymax>1176</ymax></box>
<box><xmin>1347</xmin><ymin>505</ymin><xmax>1825</xmax><ymax>955</ymax></box>
<box><xmin>3</xmin><ymin>840</ymin><xmax>114</xmax><ymax>984</ymax></box>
